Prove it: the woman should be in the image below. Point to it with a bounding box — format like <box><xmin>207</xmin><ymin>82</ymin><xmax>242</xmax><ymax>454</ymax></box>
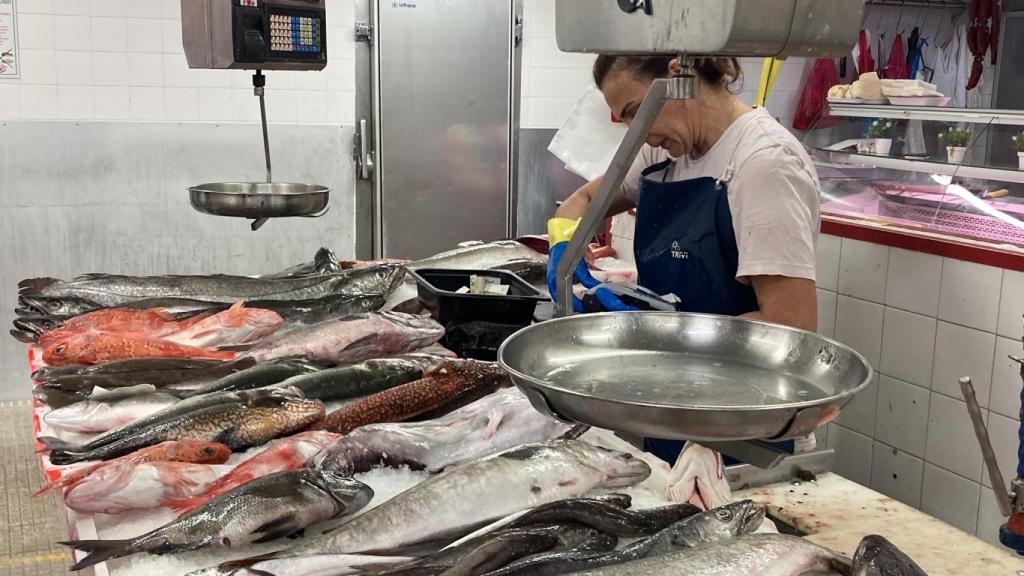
<box><xmin>546</xmin><ymin>57</ymin><xmax>820</xmax><ymax>463</ymax></box>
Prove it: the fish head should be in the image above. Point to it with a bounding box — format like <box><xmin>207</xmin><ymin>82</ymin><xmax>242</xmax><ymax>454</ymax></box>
<box><xmin>42</xmin><ymin>333</ymin><xmax>90</xmax><ymax>365</ymax></box>
<box><xmin>560</xmin><ymin>441</ymin><xmax>652</xmax><ymax>488</ymax></box>
<box><xmin>668</xmin><ymin>500</ymin><xmax>765</xmax><ymax>548</ymax></box>
<box><xmin>368</xmin><ymin>263</ymin><xmax>408</xmax><ymax>295</ymax></box>
<box><xmin>168</xmin><ymin>440</ymin><xmax>233</xmax><ymax>464</ymax></box>
<box><xmin>852</xmin><ymin>534</ymin><xmax>927</xmax><ymax>576</ymax></box>
<box><xmin>314</xmin><ymin>470</ymin><xmax>375</xmax><ymax>510</ymax></box>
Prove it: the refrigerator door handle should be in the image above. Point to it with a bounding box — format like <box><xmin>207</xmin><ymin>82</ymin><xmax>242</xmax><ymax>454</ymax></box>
<box><xmin>356</xmin><ymin>117</ymin><xmax>375</xmax><ymax>180</ymax></box>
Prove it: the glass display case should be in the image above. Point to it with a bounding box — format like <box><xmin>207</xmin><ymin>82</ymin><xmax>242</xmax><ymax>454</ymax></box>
<box><xmin>806</xmin><ymin>105</ymin><xmax>1024</xmax><ymax>255</ymax></box>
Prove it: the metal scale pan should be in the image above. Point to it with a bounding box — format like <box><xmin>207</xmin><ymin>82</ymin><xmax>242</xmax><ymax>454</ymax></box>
<box><xmin>189</xmin><ymin>182</ymin><xmax>329</xmax><ymax>219</ymax></box>
<box><xmin>498</xmin><ymin>312</ymin><xmax>872</xmax><ymax>442</ymax></box>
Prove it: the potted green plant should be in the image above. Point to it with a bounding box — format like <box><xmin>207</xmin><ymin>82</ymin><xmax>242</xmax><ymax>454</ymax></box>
<box><xmin>939</xmin><ymin>127</ymin><xmax>971</xmax><ymax>164</ymax></box>
<box><xmin>1013</xmin><ymin>132</ymin><xmax>1024</xmax><ymax>170</ymax></box>
<box><xmin>866</xmin><ymin>120</ymin><xmax>895</xmax><ymax>155</ymax></box>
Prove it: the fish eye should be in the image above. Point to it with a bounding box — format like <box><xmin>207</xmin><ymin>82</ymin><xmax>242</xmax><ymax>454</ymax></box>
<box><xmin>54</xmin><ymin>344</ymin><xmax>65</xmax><ymax>354</ymax></box>
<box><xmin>716</xmin><ymin>509</ymin><xmax>732</xmax><ymax>520</ymax></box>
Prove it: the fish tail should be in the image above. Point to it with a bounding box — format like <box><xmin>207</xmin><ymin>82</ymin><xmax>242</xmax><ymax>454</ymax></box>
<box><xmin>18</xmin><ymin>277</ymin><xmax>61</xmax><ymax>295</ymax></box>
<box><xmin>47</xmin><ymin>450</ymin><xmax>85</xmax><ymax>466</ymax></box>
<box><xmin>61</xmin><ymin>539</ymin><xmax>133</xmax><ymax>570</ymax></box>
<box><xmin>37</xmin><ymin>436</ymin><xmax>82</xmax><ymax>452</ymax></box>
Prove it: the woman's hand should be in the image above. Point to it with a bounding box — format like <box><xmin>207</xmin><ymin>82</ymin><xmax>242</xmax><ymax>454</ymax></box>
<box><xmin>741</xmin><ymin>276</ymin><xmax>817</xmax><ymax>333</ymax></box>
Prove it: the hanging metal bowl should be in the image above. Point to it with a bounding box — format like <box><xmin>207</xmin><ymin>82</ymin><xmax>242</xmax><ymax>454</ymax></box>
<box><xmin>189</xmin><ymin>182</ymin><xmax>330</xmax><ymax>230</ymax></box>
<box><xmin>498</xmin><ymin>312</ymin><xmax>873</xmax><ymax>442</ymax></box>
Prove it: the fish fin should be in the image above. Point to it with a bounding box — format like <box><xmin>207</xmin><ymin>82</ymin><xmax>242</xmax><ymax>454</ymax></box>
<box><xmin>481</xmin><ymin>410</ymin><xmax>505</xmax><ymax>441</ymax></box>
<box><xmin>216</xmin><ymin>551</ymin><xmax>284</xmax><ymax>572</ymax></box>
<box><xmin>212</xmin><ymin>426</ymin><xmax>243</xmax><ymax>448</ymax></box>
<box><xmin>18</xmin><ymin>278</ymin><xmax>60</xmax><ymax>294</ymax></box>
<box><xmin>250</xmin><ymin>514</ymin><xmax>306</xmax><ymax>543</ymax></box>
<box><xmin>165</xmin><ymin>495</ymin><xmax>205</xmax><ymax>514</ymax></box>
<box><xmin>61</xmin><ymin>539</ymin><xmax>133</xmax><ymax>571</ymax></box>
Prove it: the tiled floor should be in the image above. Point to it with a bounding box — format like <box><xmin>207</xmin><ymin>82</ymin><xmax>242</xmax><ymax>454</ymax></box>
<box><xmin>1</xmin><ymin>401</ymin><xmax>70</xmax><ymax>575</ymax></box>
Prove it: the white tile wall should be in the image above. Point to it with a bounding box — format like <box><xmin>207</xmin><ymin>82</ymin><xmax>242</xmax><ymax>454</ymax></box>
<box><xmin>885</xmin><ymin>248</ymin><xmax>942</xmax><ymax>317</ymax></box>
<box><xmin>989</xmin><ymin>336</ymin><xmax>1023</xmax><ymax>421</ymax></box>
<box><xmin>921</xmin><ymin>464</ymin><xmax>981</xmax><ymax>534</ymax></box>
<box><xmin>838</xmin><ymin>239</ymin><xmax>889</xmax><ymax>303</ymax></box>
<box><xmin>869</xmin><ymin>442</ymin><xmax>924</xmax><ymax>508</ymax></box>
<box><xmin>925</xmin><ymin>392</ymin><xmax>986</xmax><ymax>482</ymax></box>
<box><xmin>817</xmin><ymin>235</ymin><xmax>1021</xmax><ymax>545</ymax></box>
<box><xmin>879</xmin><ymin>308</ymin><xmax>936</xmax><ymax>388</ymax></box>
<box><xmin>875</xmin><ymin>375</ymin><xmax>930</xmax><ymax>458</ymax></box>
<box><xmin>938</xmin><ymin>258</ymin><xmax>1003</xmax><ymax>333</ymax></box>
<box><xmin>835</xmin><ymin>295</ymin><xmax>884</xmax><ymax>368</ymax></box>
<box><xmin>1</xmin><ymin>0</ymin><xmax>357</xmax><ymax>124</ymax></box>
<box><xmin>931</xmin><ymin>322</ymin><xmax>995</xmax><ymax>406</ymax></box>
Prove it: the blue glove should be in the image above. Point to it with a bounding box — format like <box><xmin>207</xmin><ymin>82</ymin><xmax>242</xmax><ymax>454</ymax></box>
<box><xmin>547</xmin><ymin>241</ymin><xmax>637</xmax><ymax>312</ymax></box>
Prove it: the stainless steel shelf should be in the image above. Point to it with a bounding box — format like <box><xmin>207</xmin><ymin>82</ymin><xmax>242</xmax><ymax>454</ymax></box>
<box><xmin>820</xmin><ymin>149</ymin><xmax>1024</xmax><ymax>184</ymax></box>
<box><xmin>828</xmin><ymin>104</ymin><xmax>1024</xmax><ymax>126</ymax></box>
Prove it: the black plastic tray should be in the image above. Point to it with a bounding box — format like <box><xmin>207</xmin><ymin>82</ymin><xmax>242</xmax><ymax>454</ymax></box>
<box><xmin>406</xmin><ymin>268</ymin><xmax>547</xmax><ymax>328</ymax></box>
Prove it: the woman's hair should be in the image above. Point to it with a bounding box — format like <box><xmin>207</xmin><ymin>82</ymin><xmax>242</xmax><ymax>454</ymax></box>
<box><xmin>592</xmin><ymin>56</ymin><xmax>743</xmax><ymax>93</ymax></box>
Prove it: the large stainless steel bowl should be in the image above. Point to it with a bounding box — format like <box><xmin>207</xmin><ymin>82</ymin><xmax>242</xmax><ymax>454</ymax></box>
<box><xmin>189</xmin><ymin>182</ymin><xmax>329</xmax><ymax>219</ymax></box>
<box><xmin>498</xmin><ymin>312</ymin><xmax>872</xmax><ymax>442</ymax></box>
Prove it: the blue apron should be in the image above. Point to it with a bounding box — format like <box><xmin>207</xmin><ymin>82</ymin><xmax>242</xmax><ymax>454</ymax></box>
<box><xmin>633</xmin><ymin>159</ymin><xmax>792</xmax><ymax>464</ymax></box>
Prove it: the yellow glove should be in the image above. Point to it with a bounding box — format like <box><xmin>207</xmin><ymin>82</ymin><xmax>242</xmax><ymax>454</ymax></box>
<box><xmin>547</xmin><ymin>217</ymin><xmax>581</xmax><ymax>246</ymax></box>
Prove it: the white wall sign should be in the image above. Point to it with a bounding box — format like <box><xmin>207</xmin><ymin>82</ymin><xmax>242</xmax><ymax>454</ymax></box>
<box><xmin>0</xmin><ymin>0</ymin><xmax>18</xmax><ymax>79</ymax></box>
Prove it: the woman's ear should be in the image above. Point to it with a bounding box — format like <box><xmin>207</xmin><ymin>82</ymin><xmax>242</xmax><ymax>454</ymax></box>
<box><xmin>667</xmin><ymin>58</ymin><xmax>685</xmax><ymax>77</ymax></box>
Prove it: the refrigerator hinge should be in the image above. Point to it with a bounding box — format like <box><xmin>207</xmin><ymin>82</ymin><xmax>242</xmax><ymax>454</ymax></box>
<box><xmin>355</xmin><ymin>21</ymin><xmax>374</xmax><ymax>45</ymax></box>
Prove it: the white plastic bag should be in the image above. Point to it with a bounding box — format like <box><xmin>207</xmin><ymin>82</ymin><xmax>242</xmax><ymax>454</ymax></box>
<box><xmin>547</xmin><ymin>86</ymin><xmax>627</xmax><ymax>182</ymax></box>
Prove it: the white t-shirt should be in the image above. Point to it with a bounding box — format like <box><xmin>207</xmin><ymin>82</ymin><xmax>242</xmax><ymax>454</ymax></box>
<box><xmin>622</xmin><ymin>107</ymin><xmax>820</xmax><ymax>282</ymax></box>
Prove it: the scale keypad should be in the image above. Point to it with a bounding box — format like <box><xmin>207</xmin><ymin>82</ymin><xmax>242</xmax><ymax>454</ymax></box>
<box><xmin>269</xmin><ymin>14</ymin><xmax>321</xmax><ymax>53</ymax></box>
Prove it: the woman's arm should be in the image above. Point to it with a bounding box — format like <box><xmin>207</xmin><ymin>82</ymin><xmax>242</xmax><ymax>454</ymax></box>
<box><xmin>741</xmin><ymin>275</ymin><xmax>817</xmax><ymax>332</ymax></box>
<box><xmin>554</xmin><ymin>175</ymin><xmax>636</xmax><ymax>220</ymax></box>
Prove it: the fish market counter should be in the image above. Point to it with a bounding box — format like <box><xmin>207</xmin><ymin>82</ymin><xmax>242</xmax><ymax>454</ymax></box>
<box><xmin>736</xmin><ymin>474</ymin><xmax>1024</xmax><ymax>575</ymax></box>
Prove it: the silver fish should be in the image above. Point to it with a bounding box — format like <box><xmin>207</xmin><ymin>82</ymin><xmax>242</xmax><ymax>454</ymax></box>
<box><xmin>852</xmin><ymin>535</ymin><xmax>929</xmax><ymax>576</ymax></box>
<box><xmin>18</xmin><ymin>264</ymin><xmax>405</xmax><ymax>307</ymax></box>
<box><xmin>205</xmin><ymin>441</ymin><xmax>650</xmax><ymax>576</ymax></box>
<box><xmin>565</xmin><ymin>534</ymin><xmax>852</xmax><ymax>576</ymax></box>
<box><xmin>407</xmin><ymin>241</ymin><xmax>546</xmax><ymax>271</ymax></box>
<box><xmin>242</xmin><ymin>312</ymin><xmax>444</xmax><ymax>365</ymax></box>
<box><xmin>43</xmin><ymin>388</ymin><xmax>180</xmax><ymax>433</ymax></box>
<box><xmin>264</xmin><ymin>247</ymin><xmax>342</xmax><ymax>278</ymax></box>
<box><xmin>63</xmin><ymin>469</ymin><xmax>373</xmax><ymax>571</ymax></box>
<box><xmin>312</xmin><ymin>388</ymin><xmax>573</xmax><ymax>474</ymax></box>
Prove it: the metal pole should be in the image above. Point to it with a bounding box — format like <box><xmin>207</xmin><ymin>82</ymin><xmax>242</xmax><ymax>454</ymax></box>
<box><xmin>960</xmin><ymin>376</ymin><xmax>1014</xmax><ymax>517</ymax></box>
<box><xmin>555</xmin><ymin>78</ymin><xmax>670</xmax><ymax>316</ymax></box>
<box><xmin>254</xmin><ymin>70</ymin><xmax>272</xmax><ymax>184</ymax></box>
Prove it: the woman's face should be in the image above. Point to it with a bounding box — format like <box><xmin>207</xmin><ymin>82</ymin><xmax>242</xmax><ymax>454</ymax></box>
<box><xmin>600</xmin><ymin>68</ymin><xmax>694</xmax><ymax>159</ymax></box>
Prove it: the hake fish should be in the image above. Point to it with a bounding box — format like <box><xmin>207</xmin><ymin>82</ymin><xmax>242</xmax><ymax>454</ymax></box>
<box><xmin>48</xmin><ymin>388</ymin><xmax>324</xmax><ymax>465</ymax></box>
<box><xmin>852</xmin><ymin>535</ymin><xmax>929</xmax><ymax>576</ymax></box>
<box><xmin>263</xmin><ymin>247</ymin><xmax>343</xmax><ymax>278</ymax></box>
<box><xmin>208</xmin><ymin>441</ymin><xmax>651</xmax><ymax>576</ymax></box>
<box><xmin>312</xmin><ymin>361</ymin><xmax>511</xmax><ymax>434</ymax></box>
<box><xmin>242</xmin><ymin>311</ymin><xmax>444</xmax><ymax>365</ymax></box>
<box><xmin>275</xmin><ymin>356</ymin><xmax>437</xmax><ymax>403</ymax></box>
<box><xmin>407</xmin><ymin>241</ymin><xmax>546</xmax><ymax>271</ymax></box>
<box><xmin>312</xmin><ymin>388</ymin><xmax>572</xmax><ymax>474</ymax></box>
<box><xmin>64</xmin><ymin>469</ymin><xmax>373</xmax><ymax>571</ymax></box>
<box><xmin>564</xmin><ymin>534</ymin><xmax>851</xmax><ymax>576</ymax></box>
<box><xmin>42</xmin><ymin>388</ymin><xmax>180</xmax><ymax>433</ymax></box>
<box><xmin>18</xmin><ymin>264</ymin><xmax>405</xmax><ymax>307</ymax></box>
<box><xmin>183</xmin><ymin>360</ymin><xmax>324</xmax><ymax>397</ymax></box>
<box><xmin>32</xmin><ymin>358</ymin><xmax>256</xmax><ymax>392</ymax></box>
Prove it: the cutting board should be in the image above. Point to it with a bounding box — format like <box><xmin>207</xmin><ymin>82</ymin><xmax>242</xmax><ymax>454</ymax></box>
<box><xmin>736</xmin><ymin>473</ymin><xmax>1023</xmax><ymax>574</ymax></box>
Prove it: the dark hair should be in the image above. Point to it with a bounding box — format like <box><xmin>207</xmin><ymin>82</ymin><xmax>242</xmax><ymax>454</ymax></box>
<box><xmin>592</xmin><ymin>56</ymin><xmax>743</xmax><ymax>92</ymax></box>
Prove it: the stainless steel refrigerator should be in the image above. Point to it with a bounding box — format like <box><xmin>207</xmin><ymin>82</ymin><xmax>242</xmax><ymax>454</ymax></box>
<box><xmin>353</xmin><ymin>0</ymin><xmax>523</xmax><ymax>260</ymax></box>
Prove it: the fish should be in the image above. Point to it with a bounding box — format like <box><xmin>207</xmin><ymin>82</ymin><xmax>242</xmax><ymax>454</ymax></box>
<box><xmin>488</xmin><ymin>259</ymin><xmax>547</xmax><ymax>291</ymax></box>
<box><xmin>274</xmin><ymin>357</ymin><xmax>436</xmax><ymax>403</ymax></box>
<box><xmin>42</xmin><ymin>331</ymin><xmax>236</xmax><ymax>366</ymax></box>
<box><xmin>63</xmin><ymin>469</ymin><xmax>374</xmax><ymax>571</ymax></box>
<box><xmin>407</xmin><ymin>241</ymin><xmax>546</xmax><ymax>271</ymax></box>
<box><xmin>482</xmin><ymin>531</ymin><xmax>619</xmax><ymax>576</ymax></box>
<box><xmin>48</xmin><ymin>388</ymin><xmax>324</xmax><ymax>465</ymax></box>
<box><xmin>62</xmin><ymin>460</ymin><xmax>231</xmax><ymax>514</ymax></box>
<box><xmin>312</xmin><ymin>388</ymin><xmax>572</xmax><ymax>474</ymax></box>
<box><xmin>42</xmin><ymin>388</ymin><xmax>180</xmax><ymax>433</ymax></box>
<box><xmin>168</xmin><ymin>430</ymin><xmax>342</xmax><ymax>513</ymax></box>
<box><xmin>18</xmin><ymin>264</ymin><xmax>406</xmax><ymax>307</ymax></box>
<box><xmin>11</xmin><ymin>315</ymin><xmax>68</xmax><ymax>340</ymax></box>
<box><xmin>36</xmin><ymin>307</ymin><xmax>213</xmax><ymax>349</ymax></box>
<box><xmin>242</xmin><ymin>311</ymin><xmax>444</xmax><ymax>365</ymax></box>
<box><xmin>214</xmin><ymin>441</ymin><xmax>650</xmax><ymax>574</ymax></box>
<box><xmin>163</xmin><ymin>301</ymin><xmax>284</xmax><ymax>348</ymax></box>
<box><xmin>852</xmin><ymin>535</ymin><xmax>929</xmax><ymax>576</ymax></box>
<box><xmin>264</xmin><ymin>247</ymin><xmax>343</xmax><ymax>278</ymax></box>
<box><xmin>311</xmin><ymin>361</ymin><xmax>511</xmax><ymax>434</ymax></box>
<box><xmin>51</xmin><ymin>382</ymin><xmax>315</xmax><ymax>454</ymax></box>
<box><xmin>18</xmin><ymin>294</ymin><xmax>103</xmax><ymax>317</ymax></box>
<box><xmin>32</xmin><ymin>387</ymin><xmax>92</xmax><ymax>409</ymax></box>
<box><xmin>521</xmin><ymin>501</ymin><xmax>764</xmax><ymax>575</ymax></box>
<box><xmin>33</xmin><ymin>439</ymin><xmax>231</xmax><ymax>497</ymax></box>
<box><xmin>32</xmin><ymin>358</ymin><xmax>256</xmax><ymax>391</ymax></box>
<box><xmin>563</xmin><ymin>534</ymin><xmax>851</xmax><ymax>576</ymax></box>
<box><xmin>183</xmin><ymin>360</ymin><xmax>324</xmax><ymax>397</ymax></box>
